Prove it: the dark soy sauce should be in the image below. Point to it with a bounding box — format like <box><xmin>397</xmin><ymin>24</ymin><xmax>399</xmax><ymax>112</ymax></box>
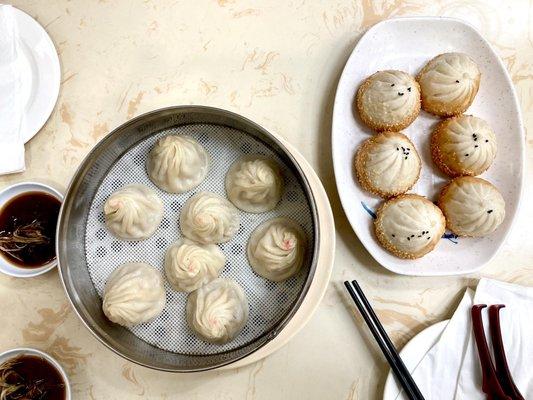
<box><xmin>0</xmin><ymin>355</ymin><xmax>66</xmax><ymax>400</ymax></box>
<box><xmin>0</xmin><ymin>191</ymin><xmax>61</xmax><ymax>268</ymax></box>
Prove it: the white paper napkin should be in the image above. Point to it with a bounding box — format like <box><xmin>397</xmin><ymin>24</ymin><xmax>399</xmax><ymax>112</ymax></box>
<box><xmin>0</xmin><ymin>4</ymin><xmax>25</xmax><ymax>174</ymax></box>
<box><xmin>394</xmin><ymin>289</ymin><xmax>474</xmax><ymax>400</ymax></box>
<box><xmin>455</xmin><ymin>279</ymin><xmax>533</xmax><ymax>398</ymax></box>
<box><xmin>394</xmin><ymin>278</ymin><xmax>533</xmax><ymax>399</ymax></box>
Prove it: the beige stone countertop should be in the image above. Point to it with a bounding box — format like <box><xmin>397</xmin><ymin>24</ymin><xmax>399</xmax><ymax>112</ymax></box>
<box><xmin>1</xmin><ymin>1</ymin><xmax>532</xmax><ymax>399</ymax></box>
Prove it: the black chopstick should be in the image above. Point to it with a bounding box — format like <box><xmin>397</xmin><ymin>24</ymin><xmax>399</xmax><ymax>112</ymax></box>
<box><xmin>344</xmin><ymin>280</ymin><xmax>425</xmax><ymax>400</ymax></box>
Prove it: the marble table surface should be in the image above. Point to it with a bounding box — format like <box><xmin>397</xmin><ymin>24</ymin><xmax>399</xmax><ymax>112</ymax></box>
<box><xmin>1</xmin><ymin>1</ymin><xmax>532</xmax><ymax>399</ymax></box>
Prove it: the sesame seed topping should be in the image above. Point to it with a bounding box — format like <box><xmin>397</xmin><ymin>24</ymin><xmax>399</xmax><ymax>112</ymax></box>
<box><xmin>407</xmin><ymin>87</ymin><xmax>411</xmax><ymax>92</ymax></box>
<box><xmin>465</xmin><ymin>153</ymin><xmax>469</xmax><ymax>156</ymax></box>
<box><xmin>487</xmin><ymin>209</ymin><xmax>493</xmax><ymax>214</ymax></box>
<box><xmin>391</xmin><ymin>83</ymin><xmax>395</xmax><ymax>87</ymax></box>
<box><xmin>398</xmin><ymin>92</ymin><xmax>404</xmax><ymax>96</ymax></box>
<box><xmin>485</xmin><ymin>139</ymin><xmax>489</xmax><ymax>143</ymax></box>
<box><xmin>455</xmin><ymin>80</ymin><xmax>460</xmax><ymax>83</ymax></box>
<box><xmin>475</xmin><ymin>145</ymin><xmax>478</xmax><ymax>148</ymax></box>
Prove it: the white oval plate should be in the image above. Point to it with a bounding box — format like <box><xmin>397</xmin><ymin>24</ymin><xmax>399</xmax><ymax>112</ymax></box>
<box><xmin>382</xmin><ymin>320</ymin><xmax>448</xmax><ymax>400</ymax></box>
<box><xmin>12</xmin><ymin>7</ymin><xmax>60</xmax><ymax>143</ymax></box>
<box><xmin>331</xmin><ymin>17</ymin><xmax>524</xmax><ymax>276</ymax></box>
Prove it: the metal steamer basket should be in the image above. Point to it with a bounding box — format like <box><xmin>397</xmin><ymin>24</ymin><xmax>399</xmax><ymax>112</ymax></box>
<box><xmin>57</xmin><ymin>106</ymin><xmax>319</xmax><ymax>372</ymax></box>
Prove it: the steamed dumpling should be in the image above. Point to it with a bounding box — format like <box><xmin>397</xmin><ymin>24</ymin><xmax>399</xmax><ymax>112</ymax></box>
<box><xmin>164</xmin><ymin>239</ymin><xmax>226</xmax><ymax>292</ymax></box>
<box><xmin>374</xmin><ymin>194</ymin><xmax>446</xmax><ymax>259</ymax></box>
<box><xmin>180</xmin><ymin>192</ymin><xmax>240</xmax><ymax>244</ymax></box>
<box><xmin>104</xmin><ymin>184</ymin><xmax>163</xmax><ymax>240</ymax></box>
<box><xmin>186</xmin><ymin>278</ymin><xmax>249</xmax><ymax>344</ymax></box>
<box><xmin>438</xmin><ymin>177</ymin><xmax>505</xmax><ymax>237</ymax></box>
<box><xmin>102</xmin><ymin>263</ymin><xmax>166</xmax><ymax>327</ymax></box>
<box><xmin>356</xmin><ymin>70</ymin><xmax>421</xmax><ymax>131</ymax></box>
<box><xmin>431</xmin><ymin>115</ymin><xmax>497</xmax><ymax>177</ymax></box>
<box><xmin>355</xmin><ymin>131</ymin><xmax>421</xmax><ymax>198</ymax></box>
<box><xmin>417</xmin><ymin>53</ymin><xmax>481</xmax><ymax>117</ymax></box>
<box><xmin>247</xmin><ymin>217</ymin><xmax>306</xmax><ymax>281</ymax></box>
<box><xmin>225</xmin><ymin>155</ymin><xmax>283</xmax><ymax>213</ymax></box>
<box><xmin>147</xmin><ymin>135</ymin><xmax>209</xmax><ymax>193</ymax></box>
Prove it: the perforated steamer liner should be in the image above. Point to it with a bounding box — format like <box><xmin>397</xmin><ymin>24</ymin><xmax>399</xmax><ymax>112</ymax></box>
<box><xmin>57</xmin><ymin>106</ymin><xmax>320</xmax><ymax>372</ymax></box>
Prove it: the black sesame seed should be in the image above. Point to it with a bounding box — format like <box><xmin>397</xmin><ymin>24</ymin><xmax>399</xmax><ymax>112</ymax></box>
<box><xmin>427</xmin><ymin>237</ymin><xmax>431</xmax><ymax>240</ymax></box>
<box><xmin>407</xmin><ymin>87</ymin><xmax>411</xmax><ymax>92</ymax></box>
<box><xmin>398</xmin><ymin>92</ymin><xmax>404</xmax><ymax>96</ymax></box>
<box><xmin>392</xmin><ymin>234</ymin><xmax>395</xmax><ymax>237</ymax></box>
<box><xmin>417</xmin><ymin>235</ymin><xmax>422</xmax><ymax>238</ymax></box>
<box><xmin>411</xmin><ymin>234</ymin><xmax>415</xmax><ymax>238</ymax></box>
<box><xmin>405</xmin><ymin>156</ymin><xmax>408</xmax><ymax>160</ymax></box>
<box><xmin>407</xmin><ymin>148</ymin><xmax>410</xmax><ymax>151</ymax></box>
<box><xmin>407</xmin><ymin>237</ymin><xmax>411</xmax><ymax>241</ymax></box>
<box><xmin>487</xmin><ymin>209</ymin><xmax>493</xmax><ymax>214</ymax></box>
<box><xmin>397</xmin><ymin>147</ymin><xmax>399</xmax><ymax>151</ymax></box>
<box><xmin>475</xmin><ymin>145</ymin><xmax>478</xmax><ymax>148</ymax></box>
<box><xmin>465</xmin><ymin>153</ymin><xmax>469</xmax><ymax>156</ymax></box>
<box><xmin>485</xmin><ymin>139</ymin><xmax>489</xmax><ymax>143</ymax></box>
<box><xmin>474</xmin><ymin>138</ymin><xmax>478</xmax><ymax>141</ymax></box>
<box><xmin>391</xmin><ymin>83</ymin><xmax>395</xmax><ymax>87</ymax></box>
<box><xmin>455</xmin><ymin>80</ymin><xmax>460</xmax><ymax>83</ymax></box>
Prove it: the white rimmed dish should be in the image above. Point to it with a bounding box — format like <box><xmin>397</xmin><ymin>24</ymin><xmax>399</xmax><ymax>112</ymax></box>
<box><xmin>331</xmin><ymin>17</ymin><xmax>524</xmax><ymax>276</ymax></box>
<box><xmin>0</xmin><ymin>347</ymin><xmax>71</xmax><ymax>400</ymax></box>
<box><xmin>11</xmin><ymin>6</ymin><xmax>61</xmax><ymax>143</ymax></box>
<box><xmin>0</xmin><ymin>181</ymin><xmax>63</xmax><ymax>278</ymax></box>
<box><xmin>382</xmin><ymin>320</ymin><xmax>448</xmax><ymax>400</ymax></box>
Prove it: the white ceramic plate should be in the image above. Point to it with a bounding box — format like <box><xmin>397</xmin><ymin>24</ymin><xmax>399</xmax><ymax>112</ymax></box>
<box><xmin>382</xmin><ymin>320</ymin><xmax>448</xmax><ymax>400</ymax></box>
<box><xmin>12</xmin><ymin>7</ymin><xmax>60</xmax><ymax>143</ymax></box>
<box><xmin>332</xmin><ymin>17</ymin><xmax>524</xmax><ymax>276</ymax></box>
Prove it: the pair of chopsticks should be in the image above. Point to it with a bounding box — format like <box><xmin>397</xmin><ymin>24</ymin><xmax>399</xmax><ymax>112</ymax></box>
<box><xmin>344</xmin><ymin>280</ymin><xmax>425</xmax><ymax>400</ymax></box>
<box><xmin>471</xmin><ymin>305</ymin><xmax>524</xmax><ymax>400</ymax></box>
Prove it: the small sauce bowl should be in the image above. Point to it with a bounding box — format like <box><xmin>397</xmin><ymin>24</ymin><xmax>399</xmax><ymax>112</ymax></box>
<box><xmin>0</xmin><ymin>347</ymin><xmax>71</xmax><ymax>400</ymax></box>
<box><xmin>0</xmin><ymin>182</ymin><xmax>63</xmax><ymax>278</ymax></box>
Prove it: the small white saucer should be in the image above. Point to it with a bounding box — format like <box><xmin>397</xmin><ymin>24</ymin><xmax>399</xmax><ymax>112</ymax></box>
<box><xmin>0</xmin><ymin>347</ymin><xmax>71</xmax><ymax>399</ymax></box>
<box><xmin>12</xmin><ymin>7</ymin><xmax>61</xmax><ymax>143</ymax></box>
<box><xmin>0</xmin><ymin>181</ymin><xmax>63</xmax><ymax>278</ymax></box>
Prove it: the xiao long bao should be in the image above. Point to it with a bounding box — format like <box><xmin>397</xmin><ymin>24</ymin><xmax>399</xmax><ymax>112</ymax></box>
<box><xmin>247</xmin><ymin>217</ymin><xmax>306</xmax><ymax>282</ymax></box>
<box><xmin>104</xmin><ymin>184</ymin><xmax>163</xmax><ymax>240</ymax></box>
<box><xmin>186</xmin><ymin>278</ymin><xmax>249</xmax><ymax>345</ymax></box>
<box><xmin>164</xmin><ymin>239</ymin><xmax>226</xmax><ymax>293</ymax></box>
<box><xmin>225</xmin><ymin>155</ymin><xmax>284</xmax><ymax>213</ymax></box>
<box><xmin>102</xmin><ymin>263</ymin><xmax>166</xmax><ymax>327</ymax></box>
<box><xmin>147</xmin><ymin>134</ymin><xmax>210</xmax><ymax>193</ymax></box>
<box><xmin>180</xmin><ymin>192</ymin><xmax>240</xmax><ymax>244</ymax></box>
